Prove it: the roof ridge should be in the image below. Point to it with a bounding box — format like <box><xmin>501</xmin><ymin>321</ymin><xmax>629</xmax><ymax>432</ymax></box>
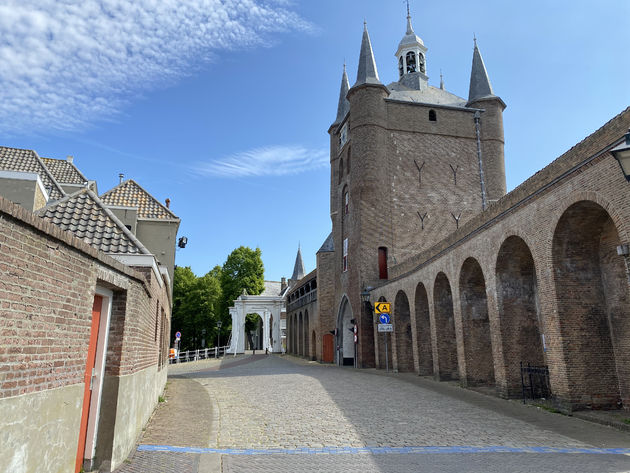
<box><xmin>101</xmin><ymin>178</ymin><xmax>179</xmax><ymax>220</ymax></box>
<box><xmin>30</xmin><ymin>149</ymin><xmax>67</xmax><ymax>198</ymax></box>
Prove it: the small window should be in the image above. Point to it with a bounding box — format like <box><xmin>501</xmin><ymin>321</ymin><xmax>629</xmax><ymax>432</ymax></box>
<box><xmin>344</xmin><ymin>190</ymin><xmax>349</xmax><ymax>215</ymax></box>
<box><xmin>429</xmin><ymin>110</ymin><xmax>437</xmax><ymax>122</ymax></box>
<box><xmin>343</xmin><ymin>238</ymin><xmax>348</xmax><ymax>272</ymax></box>
<box><xmin>378</xmin><ymin>247</ymin><xmax>388</xmax><ymax>280</ymax></box>
<box><xmin>338</xmin><ymin>158</ymin><xmax>344</xmax><ymax>184</ymax></box>
<box><xmin>406</xmin><ymin>51</ymin><xmax>416</xmax><ymax>73</ymax></box>
<box><xmin>418</xmin><ymin>53</ymin><xmax>426</xmax><ymax>73</ymax></box>
<box><xmin>346</xmin><ymin>146</ymin><xmax>351</xmax><ymax>173</ymax></box>
<box><xmin>398</xmin><ymin>56</ymin><xmax>404</xmax><ymax>78</ymax></box>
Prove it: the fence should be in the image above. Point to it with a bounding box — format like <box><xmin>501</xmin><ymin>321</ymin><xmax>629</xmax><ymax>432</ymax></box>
<box><xmin>169</xmin><ymin>345</ymin><xmax>230</xmax><ymax>364</ymax></box>
<box><xmin>520</xmin><ymin>362</ymin><xmax>552</xmax><ymax>402</ymax></box>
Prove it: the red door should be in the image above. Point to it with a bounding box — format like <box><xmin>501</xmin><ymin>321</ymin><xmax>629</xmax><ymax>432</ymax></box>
<box><xmin>75</xmin><ymin>295</ymin><xmax>103</xmax><ymax>473</ymax></box>
<box><xmin>322</xmin><ymin>333</ymin><xmax>334</xmax><ymax>363</ymax></box>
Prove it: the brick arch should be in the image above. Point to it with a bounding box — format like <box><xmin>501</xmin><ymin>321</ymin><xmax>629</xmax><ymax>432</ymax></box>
<box><xmin>459</xmin><ymin>257</ymin><xmax>495</xmax><ymax>387</ymax></box>
<box><xmin>311</xmin><ymin>330</ymin><xmax>317</xmax><ymax>361</ymax></box>
<box><xmin>394</xmin><ymin>290</ymin><xmax>413</xmax><ymax>372</ymax></box>
<box><xmin>304</xmin><ymin>310</ymin><xmax>310</xmax><ymax>359</ymax></box>
<box><xmin>414</xmin><ymin>282</ymin><xmax>433</xmax><ymax>376</ymax></box>
<box><xmin>552</xmin><ymin>200</ymin><xmax>630</xmax><ymax>409</ymax></box>
<box><xmin>298</xmin><ymin>312</ymin><xmax>303</xmax><ymax>356</ymax></box>
<box><xmin>496</xmin><ymin>236</ymin><xmax>545</xmax><ymax>397</ymax></box>
<box><xmin>336</xmin><ymin>295</ymin><xmax>354</xmax><ymax>366</ymax></box>
<box><xmin>433</xmin><ymin>272</ymin><xmax>458</xmax><ymax>380</ymax></box>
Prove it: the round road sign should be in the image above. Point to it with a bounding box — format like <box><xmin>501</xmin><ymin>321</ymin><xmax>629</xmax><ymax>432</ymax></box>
<box><xmin>379</xmin><ymin>313</ymin><xmax>391</xmax><ymax>324</ymax></box>
<box><xmin>175</xmin><ymin>331</ymin><xmax>182</xmax><ymax>340</ymax></box>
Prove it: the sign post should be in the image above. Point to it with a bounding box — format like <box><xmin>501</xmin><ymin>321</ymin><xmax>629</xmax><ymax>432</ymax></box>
<box><xmin>375</xmin><ymin>305</ymin><xmax>392</xmax><ymax>373</ymax></box>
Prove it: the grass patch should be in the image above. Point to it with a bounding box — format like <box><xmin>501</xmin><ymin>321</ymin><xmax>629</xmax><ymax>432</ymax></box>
<box><xmin>158</xmin><ymin>395</ymin><xmax>166</xmax><ymax>403</ymax></box>
<box><xmin>623</xmin><ymin>418</ymin><xmax>630</xmax><ymax>425</ymax></box>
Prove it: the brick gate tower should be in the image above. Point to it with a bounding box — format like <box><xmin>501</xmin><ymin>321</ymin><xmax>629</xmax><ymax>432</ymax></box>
<box><xmin>324</xmin><ymin>10</ymin><xmax>507</xmax><ymax>368</ymax></box>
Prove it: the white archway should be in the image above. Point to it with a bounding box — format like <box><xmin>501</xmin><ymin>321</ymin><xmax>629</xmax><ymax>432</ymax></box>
<box><xmin>227</xmin><ymin>292</ymin><xmax>284</xmax><ymax>354</ymax></box>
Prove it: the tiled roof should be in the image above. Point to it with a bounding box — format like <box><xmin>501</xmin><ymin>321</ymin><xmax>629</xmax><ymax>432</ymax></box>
<box><xmin>100</xmin><ymin>179</ymin><xmax>179</xmax><ymax>220</ymax></box>
<box><xmin>35</xmin><ymin>188</ymin><xmax>150</xmax><ymax>255</ymax></box>
<box><xmin>0</xmin><ymin>146</ymin><xmax>65</xmax><ymax>200</ymax></box>
<box><xmin>41</xmin><ymin>157</ymin><xmax>88</xmax><ymax>185</ymax></box>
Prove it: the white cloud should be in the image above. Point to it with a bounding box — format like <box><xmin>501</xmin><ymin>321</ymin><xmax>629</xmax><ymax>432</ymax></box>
<box><xmin>0</xmin><ymin>0</ymin><xmax>313</xmax><ymax>135</ymax></box>
<box><xmin>193</xmin><ymin>145</ymin><xmax>328</xmax><ymax>178</ymax></box>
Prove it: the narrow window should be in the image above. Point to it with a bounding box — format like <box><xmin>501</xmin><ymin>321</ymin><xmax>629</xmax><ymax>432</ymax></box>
<box><xmin>418</xmin><ymin>53</ymin><xmax>426</xmax><ymax>73</ymax></box>
<box><xmin>398</xmin><ymin>56</ymin><xmax>404</xmax><ymax>78</ymax></box>
<box><xmin>406</xmin><ymin>51</ymin><xmax>416</xmax><ymax>73</ymax></box>
<box><xmin>378</xmin><ymin>247</ymin><xmax>388</xmax><ymax>279</ymax></box>
<box><xmin>340</xmin><ymin>158</ymin><xmax>344</xmax><ymax>180</ymax></box>
<box><xmin>429</xmin><ymin>109</ymin><xmax>437</xmax><ymax>122</ymax></box>
<box><xmin>343</xmin><ymin>238</ymin><xmax>348</xmax><ymax>272</ymax></box>
<box><xmin>344</xmin><ymin>190</ymin><xmax>349</xmax><ymax>215</ymax></box>
<box><xmin>346</xmin><ymin>146</ymin><xmax>351</xmax><ymax>173</ymax></box>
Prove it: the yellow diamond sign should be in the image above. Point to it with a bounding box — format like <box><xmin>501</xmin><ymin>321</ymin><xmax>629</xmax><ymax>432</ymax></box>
<box><xmin>374</xmin><ymin>302</ymin><xmax>391</xmax><ymax>314</ymax></box>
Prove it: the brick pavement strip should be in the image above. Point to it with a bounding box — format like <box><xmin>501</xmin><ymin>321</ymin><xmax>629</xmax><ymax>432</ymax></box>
<box><xmin>116</xmin><ymin>354</ymin><xmax>630</xmax><ymax>473</ymax></box>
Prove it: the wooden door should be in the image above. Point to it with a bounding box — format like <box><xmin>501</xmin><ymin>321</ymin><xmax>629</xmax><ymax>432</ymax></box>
<box><xmin>75</xmin><ymin>295</ymin><xmax>103</xmax><ymax>473</ymax></box>
<box><xmin>322</xmin><ymin>333</ymin><xmax>334</xmax><ymax>363</ymax></box>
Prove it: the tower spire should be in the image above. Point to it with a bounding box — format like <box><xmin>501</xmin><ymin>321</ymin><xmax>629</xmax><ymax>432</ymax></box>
<box><xmin>468</xmin><ymin>38</ymin><xmax>495</xmax><ymax>103</ymax></box>
<box><xmin>334</xmin><ymin>63</ymin><xmax>350</xmax><ymax>124</ymax></box>
<box><xmin>406</xmin><ymin>1</ymin><xmax>414</xmax><ymax>35</ymax></box>
<box><xmin>291</xmin><ymin>245</ymin><xmax>305</xmax><ymax>281</ymax></box>
<box><xmin>354</xmin><ymin>22</ymin><xmax>381</xmax><ymax>86</ymax></box>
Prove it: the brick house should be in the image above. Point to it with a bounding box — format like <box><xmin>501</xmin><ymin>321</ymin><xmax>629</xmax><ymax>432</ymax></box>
<box><xmin>0</xmin><ymin>147</ymin><xmax>179</xmax><ymax>472</ymax></box>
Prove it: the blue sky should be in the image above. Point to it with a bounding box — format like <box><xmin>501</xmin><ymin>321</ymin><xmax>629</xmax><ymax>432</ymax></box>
<box><xmin>2</xmin><ymin>0</ymin><xmax>629</xmax><ymax>281</ymax></box>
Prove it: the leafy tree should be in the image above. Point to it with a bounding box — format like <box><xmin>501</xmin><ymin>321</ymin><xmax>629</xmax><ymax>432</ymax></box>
<box><xmin>171</xmin><ymin>265</ymin><xmax>223</xmax><ymax>351</ymax></box>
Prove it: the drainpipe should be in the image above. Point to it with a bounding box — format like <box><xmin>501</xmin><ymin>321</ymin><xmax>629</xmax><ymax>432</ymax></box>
<box><xmin>474</xmin><ymin>111</ymin><xmax>488</xmax><ymax>211</ymax></box>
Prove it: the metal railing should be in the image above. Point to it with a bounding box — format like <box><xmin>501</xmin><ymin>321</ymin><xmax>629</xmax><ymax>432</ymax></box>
<box><xmin>520</xmin><ymin>362</ymin><xmax>552</xmax><ymax>402</ymax></box>
<box><xmin>287</xmin><ymin>289</ymin><xmax>317</xmax><ymax>312</ymax></box>
<box><xmin>169</xmin><ymin>345</ymin><xmax>230</xmax><ymax>364</ymax></box>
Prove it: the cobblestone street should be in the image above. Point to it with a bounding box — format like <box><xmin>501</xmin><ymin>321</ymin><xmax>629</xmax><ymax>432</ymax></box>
<box><xmin>115</xmin><ymin>354</ymin><xmax>630</xmax><ymax>473</ymax></box>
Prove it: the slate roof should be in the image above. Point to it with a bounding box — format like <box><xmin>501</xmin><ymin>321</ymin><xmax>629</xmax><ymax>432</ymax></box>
<box><xmin>35</xmin><ymin>188</ymin><xmax>150</xmax><ymax>255</ymax></box>
<box><xmin>41</xmin><ymin>157</ymin><xmax>88</xmax><ymax>185</ymax></box>
<box><xmin>0</xmin><ymin>146</ymin><xmax>65</xmax><ymax>200</ymax></box>
<box><xmin>261</xmin><ymin>280</ymin><xmax>282</xmax><ymax>297</ymax></box>
<box><xmin>386</xmin><ymin>82</ymin><xmax>468</xmax><ymax>107</ymax></box>
<box><xmin>291</xmin><ymin>247</ymin><xmax>305</xmax><ymax>281</ymax></box>
<box><xmin>317</xmin><ymin>233</ymin><xmax>334</xmax><ymax>253</ymax></box>
<box><xmin>100</xmin><ymin>179</ymin><xmax>179</xmax><ymax>220</ymax></box>
<box><xmin>355</xmin><ymin>23</ymin><xmax>381</xmax><ymax>86</ymax></box>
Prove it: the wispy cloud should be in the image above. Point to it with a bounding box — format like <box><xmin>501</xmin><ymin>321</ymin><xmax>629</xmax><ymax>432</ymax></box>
<box><xmin>193</xmin><ymin>145</ymin><xmax>328</xmax><ymax>178</ymax></box>
<box><xmin>0</xmin><ymin>0</ymin><xmax>314</xmax><ymax>135</ymax></box>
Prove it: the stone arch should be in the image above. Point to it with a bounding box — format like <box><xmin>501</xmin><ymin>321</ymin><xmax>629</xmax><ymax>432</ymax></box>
<box><xmin>459</xmin><ymin>258</ymin><xmax>495</xmax><ymax>387</ymax></box>
<box><xmin>304</xmin><ymin>309</ymin><xmax>310</xmax><ymax>359</ymax></box>
<box><xmin>298</xmin><ymin>312</ymin><xmax>303</xmax><ymax>356</ymax></box>
<box><xmin>376</xmin><ymin>296</ymin><xmax>393</xmax><ymax>370</ymax></box>
<box><xmin>496</xmin><ymin>236</ymin><xmax>545</xmax><ymax>397</ymax></box>
<box><xmin>553</xmin><ymin>200</ymin><xmax>630</xmax><ymax>409</ymax></box>
<box><xmin>415</xmin><ymin>282</ymin><xmax>433</xmax><ymax>376</ymax></box>
<box><xmin>433</xmin><ymin>272</ymin><xmax>458</xmax><ymax>380</ymax></box>
<box><xmin>394</xmin><ymin>290</ymin><xmax>414</xmax><ymax>372</ymax></box>
<box><xmin>337</xmin><ymin>296</ymin><xmax>354</xmax><ymax>365</ymax></box>
<box><xmin>311</xmin><ymin>331</ymin><xmax>317</xmax><ymax>361</ymax></box>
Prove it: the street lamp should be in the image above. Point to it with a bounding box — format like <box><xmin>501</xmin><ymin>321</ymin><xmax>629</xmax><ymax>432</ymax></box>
<box><xmin>360</xmin><ymin>287</ymin><xmax>373</xmax><ymax>308</ymax></box>
<box><xmin>611</xmin><ymin>128</ymin><xmax>630</xmax><ymax>181</ymax></box>
<box><xmin>216</xmin><ymin>320</ymin><xmax>222</xmax><ymax>350</ymax></box>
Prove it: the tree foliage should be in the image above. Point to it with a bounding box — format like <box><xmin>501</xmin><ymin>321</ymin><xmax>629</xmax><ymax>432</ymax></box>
<box><xmin>220</xmin><ymin>246</ymin><xmax>265</xmax><ymax>315</ymax></box>
<box><xmin>171</xmin><ymin>265</ymin><xmax>223</xmax><ymax>351</ymax></box>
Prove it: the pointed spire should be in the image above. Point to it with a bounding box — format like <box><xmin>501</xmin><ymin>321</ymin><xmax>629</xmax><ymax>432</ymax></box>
<box><xmin>354</xmin><ymin>22</ymin><xmax>381</xmax><ymax>87</ymax></box>
<box><xmin>334</xmin><ymin>63</ymin><xmax>350</xmax><ymax>124</ymax></box>
<box><xmin>291</xmin><ymin>246</ymin><xmax>305</xmax><ymax>281</ymax></box>
<box><xmin>406</xmin><ymin>1</ymin><xmax>414</xmax><ymax>35</ymax></box>
<box><xmin>468</xmin><ymin>39</ymin><xmax>495</xmax><ymax>103</ymax></box>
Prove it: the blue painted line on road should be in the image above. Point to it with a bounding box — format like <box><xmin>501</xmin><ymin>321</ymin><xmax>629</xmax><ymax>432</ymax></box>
<box><xmin>137</xmin><ymin>444</ymin><xmax>630</xmax><ymax>456</ymax></box>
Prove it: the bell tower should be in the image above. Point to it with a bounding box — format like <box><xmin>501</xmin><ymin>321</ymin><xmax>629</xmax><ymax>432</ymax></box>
<box><xmin>395</xmin><ymin>3</ymin><xmax>428</xmax><ymax>90</ymax></box>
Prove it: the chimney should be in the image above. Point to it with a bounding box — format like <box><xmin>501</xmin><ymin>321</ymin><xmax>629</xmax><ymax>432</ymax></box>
<box><xmin>66</xmin><ymin>155</ymin><xmax>74</xmax><ymax>163</ymax></box>
<box><xmin>165</xmin><ymin>198</ymin><xmax>171</xmax><ymax>209</ymax></box>
<box><xmin>118</xmin><ymin>173</ymin><xmax>124</xmax><ymax>184</ymax></box>
<box><xmin>281</xmin><ymin>277</ymin><xmax>287</xmax><ymax>292</ymax></box>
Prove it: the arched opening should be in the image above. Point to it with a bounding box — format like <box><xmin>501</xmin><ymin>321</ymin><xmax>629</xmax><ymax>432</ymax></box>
<box><xmin>376</xmin><ymin>296</ymin><xmax>393</xmax><ymax>370</ymax></box>
<box><xmin>288</xmin><ymin>315</ymin><xmax>293</xmax><ymax>354</ymax></box>
<box><xmin>394</xmin><ymin>290</ymin><xmax>414</xmax><ymax>372</ymax></box>
<box><xmin>246</xmin><ymin>313</ymin><xmax>263</xmax><ymax>351</ymax></box>
<box><xmin>298</xmin><ymin>312</ymin><xmax>303</xmax><ymax>356</ymax></box>
<box><xmin>553</xmin><ymin>201</ymin><xmax>629</xmax><ymax>409</ymax></box>
<box><xmin>337</xmin><ymin>297</ymin><xmax>354</xmax><ymax>366</ymax></box>
<box><xmin>398</xmin><ymin>56</ymin><xmax>404</xmax><ymax>78</ymax></box>
<box><xmin>429</xmin><ymin>109</ymin><xmax>437</xmax><ymax>122</ymax></box>
<box><xmin>418</xmin><ymin>52</ymin><xmax>425</xmax><ymax>73</ymax></box>
<box><xmin>434</xmin><ymin>272</ymin><xmax>458</xmax><ymax>380</ymax></box>
<box><xmin>311</xmin><ymin>331</ymin><xmax>317</xmax><ymax>361</ymax></box>
<box><xmin>406</xmin><ymin>51</ymin><xmax>416</xmax><ymax>73</ymax></box>
<box><xmin>496</xmin><ymin>236</ymin><xmax>544</xmax><ymax>397</ymax></box>
<box><xmin>415</xmin><ymin>282</ymin><xmax>433</xmax><ymax>375</ymax></box>
<box><xmin>269</xmin><ymin>314</ymin><xmax>274</xmax><ymax>348</ymax></box>
<box><xmin>304</xmin><ymin>310</ymin><xmax>310</xmax><ymax>359</ymax></box>
<box><xmin>459</xmin><ymin>258</ymin><xmax>495</xmax><ymax>387</ymax></box>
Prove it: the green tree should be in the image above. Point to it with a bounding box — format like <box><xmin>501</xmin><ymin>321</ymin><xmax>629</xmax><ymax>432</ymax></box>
<box><xmin>171</xmin><ymin>265</ymin><xmax>223</xmax><ymax>351</ymax></box>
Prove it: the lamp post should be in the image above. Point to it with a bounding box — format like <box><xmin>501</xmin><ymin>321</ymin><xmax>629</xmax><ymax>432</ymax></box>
<box><xmin>216</xmin><ymin>320</ymin><xmax>222</xmax><ymax>352</ymax></box>
<box><xmin>611</xmin><ymin>128</ymin><xmax>630</xmax><ymax>181</ymax></box>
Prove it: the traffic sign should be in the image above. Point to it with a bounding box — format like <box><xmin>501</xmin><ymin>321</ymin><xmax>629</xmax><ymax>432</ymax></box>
<box><xmin>379</xmin><ymin>313</ymin><xmax>390</xmax><ymax>324</ymax></box>
<box><xmin>377</xmin><ymin>324</ymin><xmax>393</xmax><ymax>332</ymax></box>
<box><xmin>175</xmin><ymin>331</ymin><xmax>181</xmax><ymax>340</ymax></box>
<box><xmin>374</xmin><ymin>302</ymin><xmax>391</xmax><ymax>314</ymax></box>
